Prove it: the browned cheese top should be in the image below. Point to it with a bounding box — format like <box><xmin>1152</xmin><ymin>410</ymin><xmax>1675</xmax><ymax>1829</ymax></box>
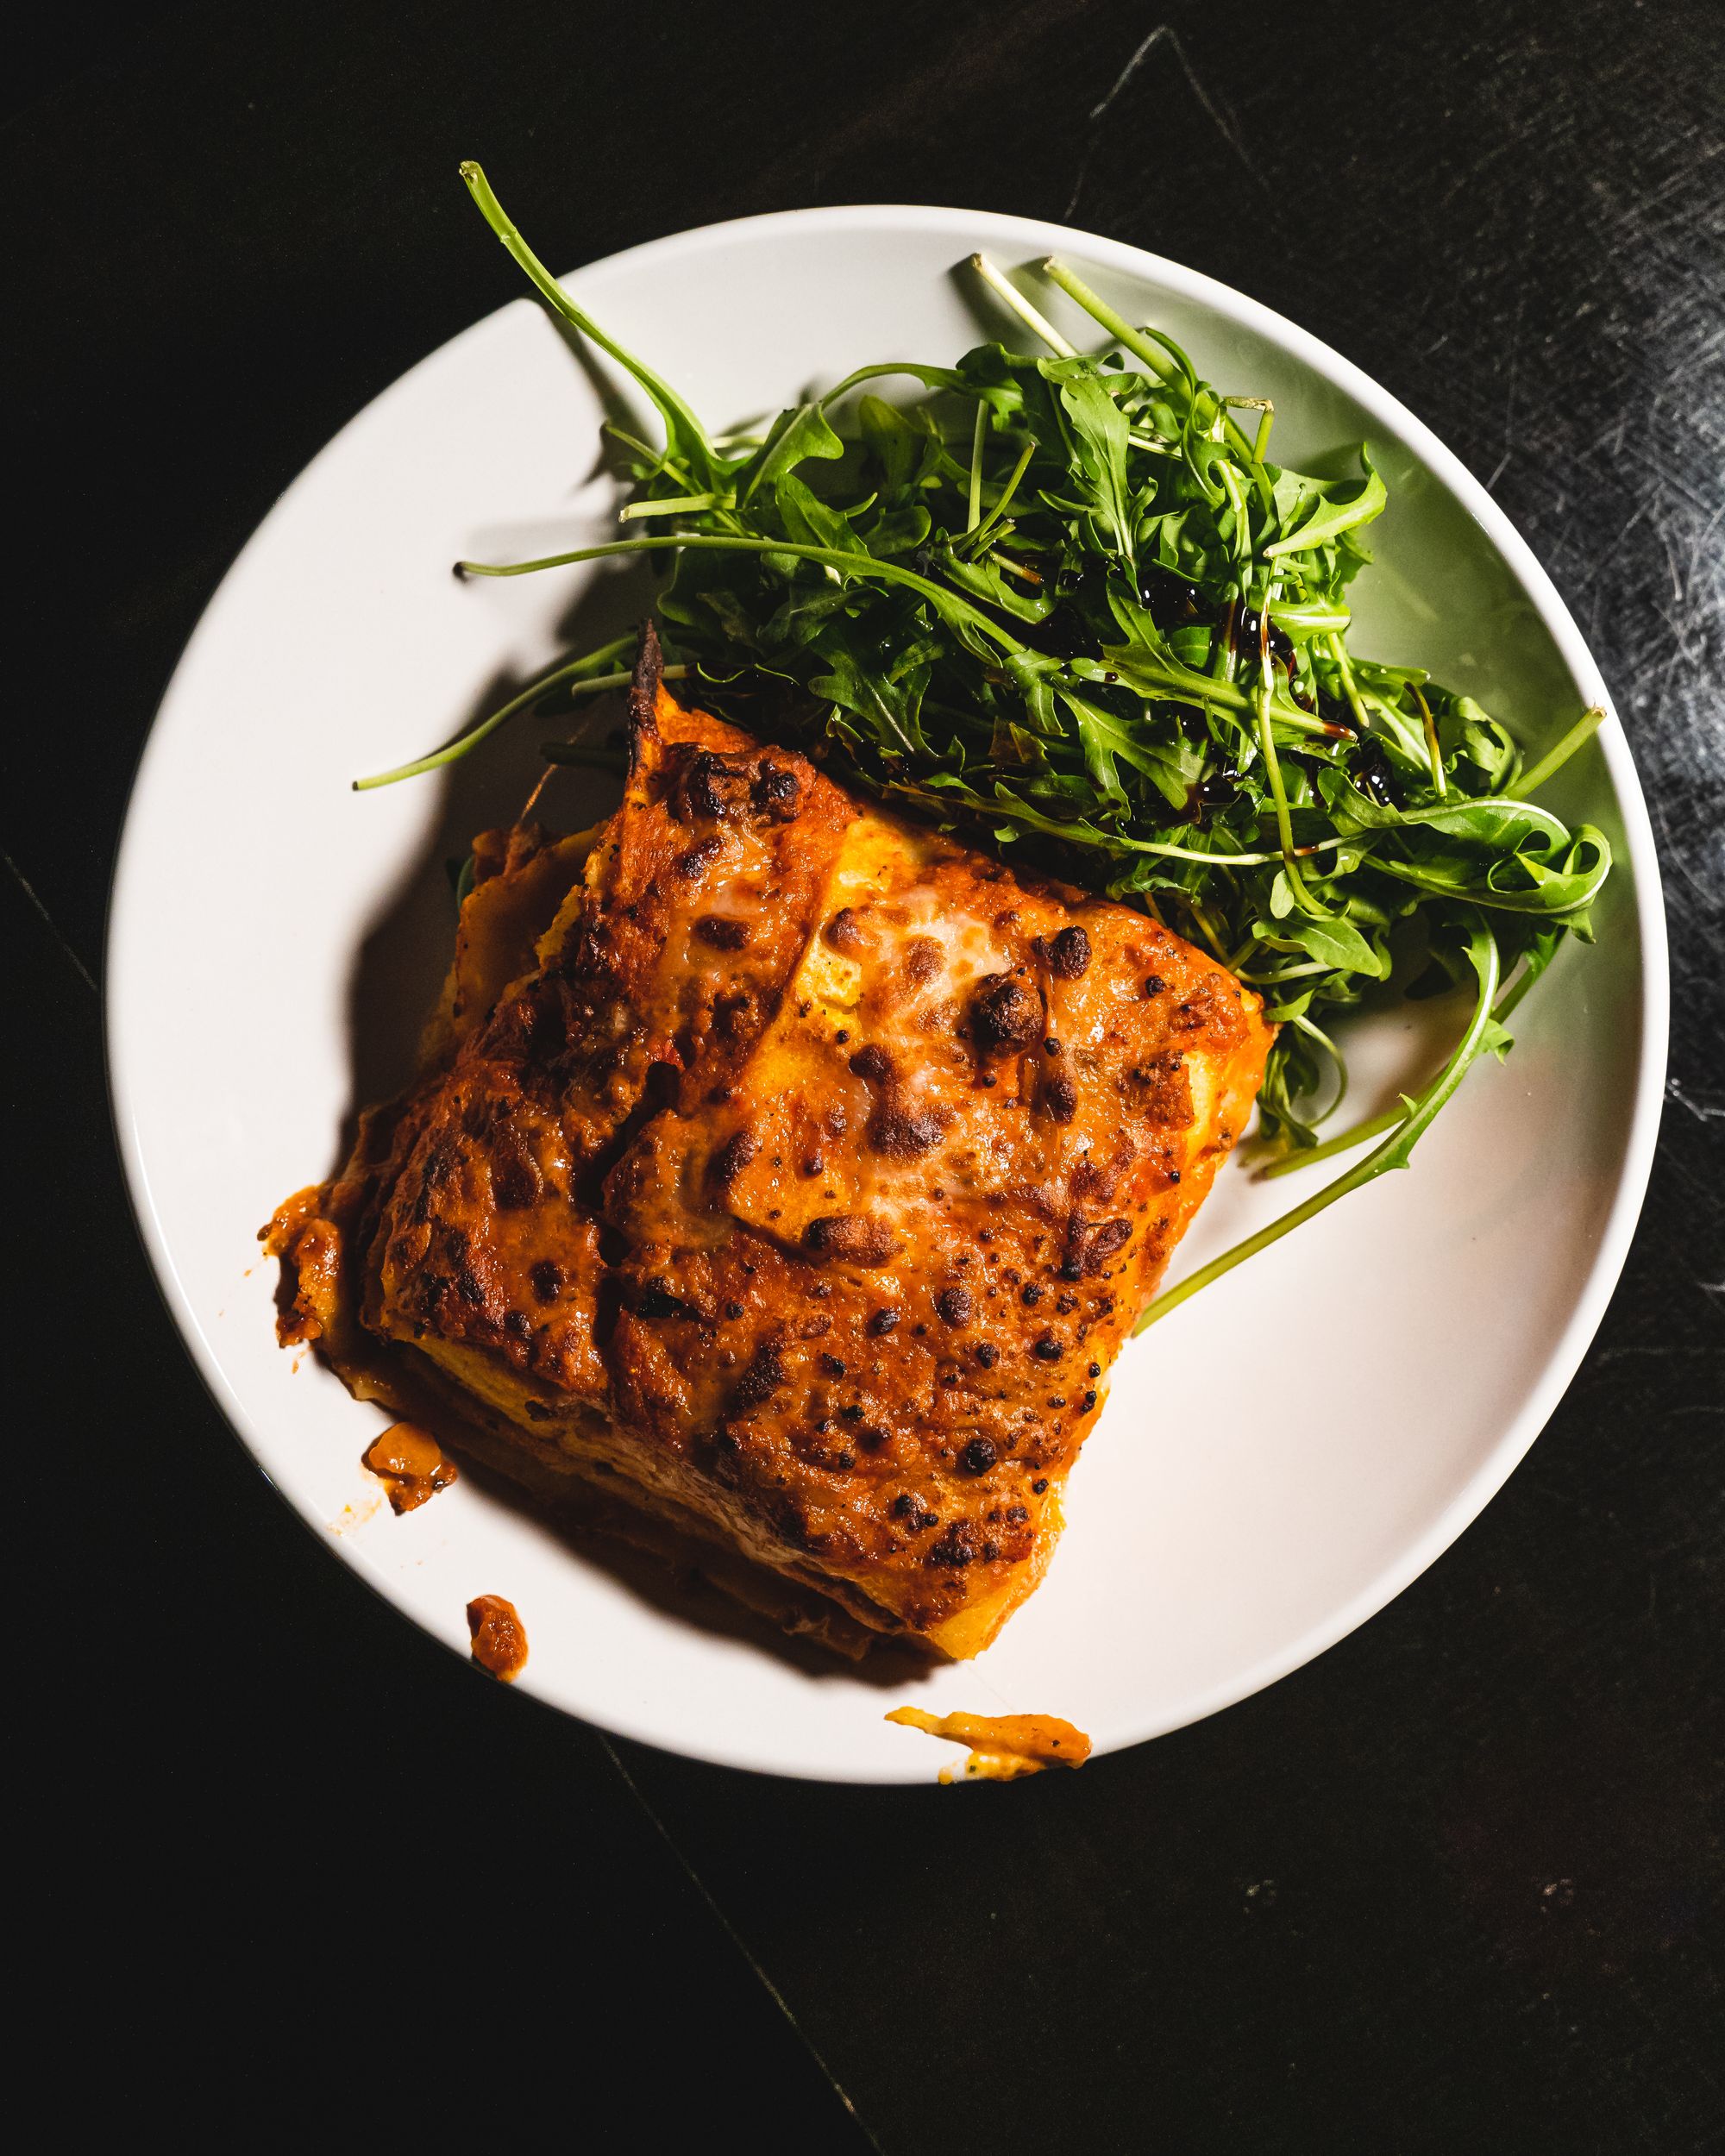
<box><xmin>327</xmin><ymin>654</ymin><xmax>1270</xmax><ymax>1658</ymax></box>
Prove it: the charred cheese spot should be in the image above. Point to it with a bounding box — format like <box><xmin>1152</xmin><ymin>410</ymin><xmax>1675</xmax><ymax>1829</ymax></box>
<box><xmin>707</xmin><ymin>1129</ymin><xmax>760</xmax><ymax>1188</ymax></box>
<box><xmin>869</xmin><ymin>1103</ymin><xmax>950</xmax><ymax>1158</ymax></box>
<box><xmin>1028</xmin><ymin>1067</ymin><xmax>1072</xmax><ymax>1126</ymax></box>
<box><xmin>802</xmin><ymin>1215</ymin><xmax>898</xmax><ymax>1267</ymax></box>
<box><xmin>969</xmin><ymin>972</ymin><xmax>1042</xmax><ymax>1056</ymax></box>
<box><xmin>751</xmin><ymin>762</ymin><xmax>804</xmax><ymax>821</ymax></box>
<box><xmin>677</xmin><ymin>749</ymin><xmax>752</xmax><ymax>824</ymax></box>
<box><xmin>675</xmin><ymin>835</ymin><xmax>723</xmax><ymax>879</ymax></box>
<box><xmin>1048</xmin><ymin>924</ymin><xmax>1092</xmax><ymax>979</ymax></box>
<box><xmin>1127</xmin><ymin>1053</ymin><xmax>1195</xmax><ymax>1128</ymax></box>
<box><xmin>902</xmin><ymin>937</ymin><xmax>944</xmax><ymax>986</ymax></box>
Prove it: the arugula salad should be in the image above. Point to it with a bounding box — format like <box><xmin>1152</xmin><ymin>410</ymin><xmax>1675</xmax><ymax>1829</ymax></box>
<box><xmin>360</xmin><ymin>165</ymin><xmax>1611</xmax><ymax>1327</ymax></box>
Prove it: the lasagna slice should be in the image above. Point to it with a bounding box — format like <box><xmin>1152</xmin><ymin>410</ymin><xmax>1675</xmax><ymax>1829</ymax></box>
<box><xmin>272</xmin><ymin>630</ymin><xmax>1272</xmax><ymax>1658</ymax></box>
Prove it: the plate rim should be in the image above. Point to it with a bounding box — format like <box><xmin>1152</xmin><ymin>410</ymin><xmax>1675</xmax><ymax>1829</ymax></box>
<box><xmin>106</xmin><ymin>200</ymin><xmax>1670</xmax><ymax>1782</ymax></box>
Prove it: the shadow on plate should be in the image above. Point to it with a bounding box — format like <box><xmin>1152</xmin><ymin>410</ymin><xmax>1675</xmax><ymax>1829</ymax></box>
<box><xmin>455</xmin><ymin>1446</ymin><xmax>934</xmax><ymax>1690</ymax></box>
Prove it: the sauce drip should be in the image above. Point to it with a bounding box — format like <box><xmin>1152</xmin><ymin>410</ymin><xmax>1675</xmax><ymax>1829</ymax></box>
<box><xmin>886</xmin><ymin>1705</ymin><xmax>1091</xmax><ymax>1782</ymax></box>
<box><xmin>1138</xmin><ymin>567</ymin><xmax>1208</xmax><ymax>624</ymax></box>
<box><xmin>363</xmin><ymin>1422</ymin><xmax>459</xmax><ymax>1514</ymax></box>
<box><xmin>1352</xmin><ymin>732</ymin><xmax>1402</xmax><ymax>806</ymax></box>
<box><xmin>260</xmin><ymin>1187</ymin><xmax>337</xmax><ymax>1346</ymax></box>
<box><xmin>467</xmin><ymin>1595</ymin><xmax>529</xmax><ymax>1682</ymax></box>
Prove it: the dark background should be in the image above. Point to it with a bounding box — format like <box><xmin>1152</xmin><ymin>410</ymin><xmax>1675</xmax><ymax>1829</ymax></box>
<box><xmin>10</xmin><ymin>3</ymin><xmax>1722</xmax><ymax>2147</ymax></box>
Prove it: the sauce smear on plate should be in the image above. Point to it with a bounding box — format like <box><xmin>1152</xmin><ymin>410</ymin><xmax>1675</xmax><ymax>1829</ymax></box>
<box><xmin>887</xmin><ymin>1705</ymin><xmax>1091</xmax><ymax>1781</ymax></box>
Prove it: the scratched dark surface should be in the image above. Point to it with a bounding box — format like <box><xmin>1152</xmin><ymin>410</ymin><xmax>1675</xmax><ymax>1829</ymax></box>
<box><xmin>9</xmin><ymin>2</ymin><xmax>1722</xmax><ymax>2146</ymax></box>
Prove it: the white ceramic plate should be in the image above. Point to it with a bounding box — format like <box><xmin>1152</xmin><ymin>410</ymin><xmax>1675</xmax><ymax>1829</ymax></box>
<box><xmin>109</xmin><ymin>206</ymin><xmax>1667</xmax><ymax>1783</ymax></box>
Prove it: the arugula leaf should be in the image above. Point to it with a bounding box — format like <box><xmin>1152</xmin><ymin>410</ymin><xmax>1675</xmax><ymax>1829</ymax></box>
<box><xmin>773</xmin><ymin>471</ymin><xmax>862</xmax><ymax>555</ymax></box>
<box><xmin>1266</xmin><ymin>449</ymin><xmax>1388</xmax><ymax>558</ymax></box>
<box><xmin>1371</xmin><ymin>826</ymin><xmax>1611</xmax><ymax>915</ymax></box>
<box><xmin>1257</xmin><ymin>911</ymin><xmax>1391</xmax><ymax>977</ymax></box>
<box><xmin>1044</xmin><ymin>361</ymin><xmax>1135</xmax><ymax>560</ymax></box>
<box><xmin>735</xmin><ymin>400</ymin><xmax>845</xmax><ymax>505</ymax></box>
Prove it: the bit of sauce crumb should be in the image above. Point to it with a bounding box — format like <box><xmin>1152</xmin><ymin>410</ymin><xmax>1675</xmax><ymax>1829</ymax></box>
<box><xmin>363</xmin><ymin>1423</ymin><xmax>459</xmax><ymax>1514</ymax></box>
<box><xmin>467</xmin><ymin>1595</ymin><xmax>528</xmax><ymax>1682</ymax></box>
<box><xmin>328</xmin><ymin>1497</ymin><xmax>383</xmax><ymax>1536</ymax></box>
<box><xmin>261</xmin><ymin>1187</ymin><xmax>336</xmax><ymax>1345</ymax></box>
<box><xmin>886</xmin><ymin>1705</ymin><xmax>1091</xmax><ymax>1781</ymax></box>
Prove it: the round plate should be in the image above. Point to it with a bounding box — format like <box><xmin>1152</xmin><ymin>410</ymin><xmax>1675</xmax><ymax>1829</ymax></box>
<box><xmin>108</xmin><ymin>205</ymin><xmax>1667</xmax><ymax>1782</ymax></box>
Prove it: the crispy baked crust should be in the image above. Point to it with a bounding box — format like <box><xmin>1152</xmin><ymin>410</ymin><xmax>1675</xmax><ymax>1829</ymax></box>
<box><xmin>270</xmin><ymin>628</ymin><xmax>1273</xmax><ymax>1658</ymax></box>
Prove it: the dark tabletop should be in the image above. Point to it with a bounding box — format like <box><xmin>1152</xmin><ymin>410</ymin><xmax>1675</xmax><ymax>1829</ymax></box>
<box><xmin>11</xmin><ymin>3</ymin><xmax>1722</xmax><ymax>2147</ymax></box>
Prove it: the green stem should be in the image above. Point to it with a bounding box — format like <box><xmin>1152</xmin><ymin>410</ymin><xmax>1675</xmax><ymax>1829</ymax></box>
<box><xmin>1325</xmin><ymin>632</ymin><xmax>1375</xmax><ymax>736</ymax></box>
<box><xmin>1041</xmin><ymin>260</ymin><xmax>1176</xmax><ymax>379</ymax></box>
<box><xmin>815</xmin><ymin>361</ymin><xmax>958</xmax><ymax>410</ymax></box>
<box><xmin>460</xmin><ymin>163</ymin><xmax>716</xmax><ymax>486</ymax></box>
<box><xmin>352</xmin><ymin>636</ymin><xmax>636</xmax><ymax>791</ymax></box>
<box><xmin>1114</xmin><ymin>835</ymin><xmax>1346</xmax><ymax>868</ymax></box>
<box><xmin>969</xmin><ymin>253</ymin><xmax>1077</xmax><ymax>357</ymax></box>
<box><xmin>1413</xmin><ymin>684</ymin><xmax>1446</xmax><ymax>797</ymax></box>
<box><xmin>1237</xmin><ymin>959</ymin><xmax>1334</xmax><ymax>986</ymax></box>
<box><xmin>966</xmin><ymin>440</ymin><xmax>1036</xmax><ymax>553</ymax></box>
<box><xmin>1136</xmin><ymin>918</ymin><xmax>1500</xmax><ymax>1332</ymax></box>
<box><xmin>1259</xmin><ymin>1106</ymin><xmax>1405</xmax><ymax>1179</ymax></box>
<box><xmin>1041</xmin><ymin>260</ymin><xmax>1257</xmax><ymax>461</ymax></box>
<box><xmin>619</xmin><ymin>492</ymin><xmax>725</xmax><ymax>521</ymax></box>
<box><xmin>540</xmin><ymin>741</ymin><xmax>630</xmax><ymax>770</ymax></box>
<box><xmin>966</xmin><ymin>401</ymin><xmax>987</xmax><ymax>531</ymax></box>
<box><xmin>1489</xmin><ymin>940</ymin><xmax>1557</xmax><ymax>1025</ymax></box>
<box><xmin>1512</xmin><ymin>705</ymin><xmax>1605</xmax><ymax>797</ymax></box>
<box><xmin>455</xmin><ymin>534</ymin><xmax>1027</xmax><ymax>654</ymax></box>
<box><xmin>602</xmin><ymin>423</ymin><xmax>700</xmax><ymax>493</ymax></box>
<box><xmin>1069</xmin><ymin>656</ymin><xmax>1342</xmax><ymax>739</ymax></box>
<box><xmin>1214</xmin><ymin>456</ymin><xmax>1253</xmax><ymax>569</ymax></box>
<box><xmin>1255</xmin><ymin>640</ymin><xmax>1326</xmax><ymax>913</ymax></box>
<box><xmin>1179</xmin><ymin>893</ymin><xmax>1231</xmax><ymax>962</ymax></box>
<box><xmin>988</xmin><ymin>548</ymin><xmax>1042</xmax><ymax>583</ymax></box>
<box><xmin>546</xmin><ymin>661</ymin><xmax>687</xmax><ymax>699</ymax></box>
